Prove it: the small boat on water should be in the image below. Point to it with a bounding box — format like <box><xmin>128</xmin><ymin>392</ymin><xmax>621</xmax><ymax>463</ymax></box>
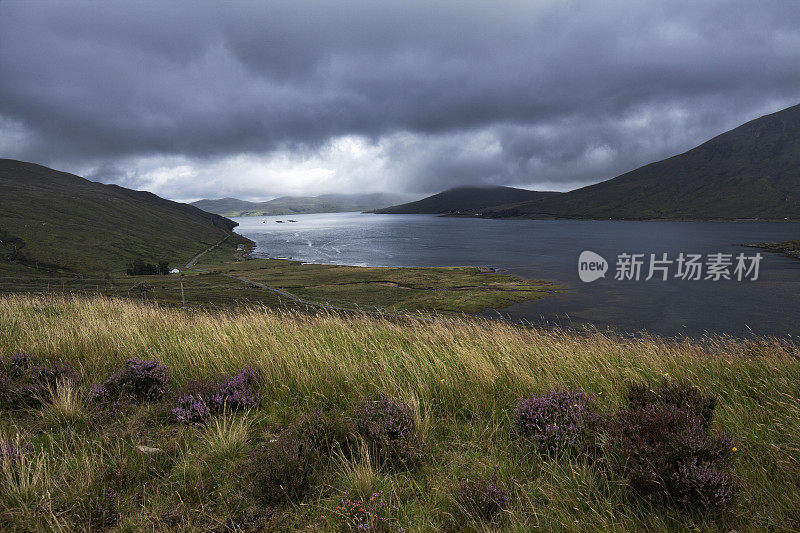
<box><xmin>288</xmin><ymin>219</ymin><xmax>297</xmax><ymax>222</ymax></box>
<box><xmin>276</xmin><ymin>220</ymin><xmax>284</xmax><ymax>223</ymax></box>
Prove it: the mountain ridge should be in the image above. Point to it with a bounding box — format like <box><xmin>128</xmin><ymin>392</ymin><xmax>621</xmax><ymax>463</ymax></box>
<box><xmin>0</xmin><ymin>159</ymin><xmax>251</xmax><ymax>273</ymax></box>
<box><xmin>371</xmin><ymin>186</ymin><xmax>561</xmax><ymax>214</ymax></box>
<box><xmin>476</xmin><ymin>103</ymin><xmax>800</xmax><ymax>220</ymax></box>
<box><xmin>192</xmin><ymin>192</ymin><xmax>414</xmax><ymax>217</ymax></box>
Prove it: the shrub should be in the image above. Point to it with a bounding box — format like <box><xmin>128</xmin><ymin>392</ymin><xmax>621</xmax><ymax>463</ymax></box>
<box><xmin>117</xmin><ymin>359</ymin><xmax>169</xmax><ymax>401</ymax></box>
<box><xmin>670</xmin><ymin>458</ymin><xmax>736</xmax><ymax>511</ymax></box>
<box><xmin>249</xmin><ymin>429</ymin><xmax>317</xmax><ymax>504</ymax></box>
<box><xmin>0</xmin><ymin>375</ymin><xmax>22</xmax><ymax>407</ymax></box>
<box><xmin>249</xmin><ymin>409</ymin><xmax>354</xmax><ymax>505</ymax></box>
<box><xmin>607</xmin><ymin>402</ymin><xmax>736</xmax><ymax>510</ymax></box>
<box><xmin>92</xmin><ymin>359</ymin><xmax>169</xmax><ymax>403</ymax></box>
<box><xmin>171</xmin><ymin>394</ymin><xmax>212</xmax><ymax>426</ymax></box>
<box><xmin>358</xmin><ymin>397</ymin><xmax>415</xmax><ymax>443</ymax></box>
<box><xmin>215</xmin><ymin>366</ymin><xmax>261</xmax><ymax>411</ymax></box>
<box><xmin>355</xmin><ymin>397</ymin><xmax>426</xmax><ymax>471</ymax></box>
<box><xmin>172</xmin><ymin>367</ymin><xmax>261</xmax><ymax>425</ymax></box>
<box><xmin>29</xmin><ymin>361</ymin><xmax>80</xmax><ymax>389</ymax></box>
<box><xmin>626</xmin><ymin>378</ymin><xmax>717</xmax><ymax>428</ymax></box>
<box><xmin>293</xmin><ymin>408</ymin><xmax>354</xmax><ymax>457</ymax></box>
<box><xmin>0</xmin><ymin>354</ymin><xmax>80</xmax><ymax>408</ymax></box>
<box><xmin>514</xmin><ymin>387</ymin><xmax>599</xmax><ymax>456</ymax></box>
<box><xmin>126</xmin><ymin>259</ymin><xmax>170</xmax><ymax>276</ymax></box>
<box><xmin>455</xmin><ymin>473</ymin><xmax>512</xmax><ymax>521</ymax></box>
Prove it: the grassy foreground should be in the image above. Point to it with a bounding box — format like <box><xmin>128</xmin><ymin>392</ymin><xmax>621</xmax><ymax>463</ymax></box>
<box><xmin>1</xmin><ymin>294</ymin><xmax>799</xmax><ymax>531</ymax></box>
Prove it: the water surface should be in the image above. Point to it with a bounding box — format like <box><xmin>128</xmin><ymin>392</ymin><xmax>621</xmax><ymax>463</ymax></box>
<box><xmin>234</xmin><ymin>213</ymin><xmax>800</xmax><ymax>339</ymax></box>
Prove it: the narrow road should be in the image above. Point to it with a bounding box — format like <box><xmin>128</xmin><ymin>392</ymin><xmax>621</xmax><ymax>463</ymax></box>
<box><xmin>185</xmin><ymin>235</ymin><xmax>230</xmax><ymax>269</ymax></box>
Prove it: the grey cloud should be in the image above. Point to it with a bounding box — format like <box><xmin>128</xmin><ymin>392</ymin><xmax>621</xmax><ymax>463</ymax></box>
<box><xmin>0</xmin><ymin>0</ymin><xmax>799</xmax><ymax>197</ymax></box>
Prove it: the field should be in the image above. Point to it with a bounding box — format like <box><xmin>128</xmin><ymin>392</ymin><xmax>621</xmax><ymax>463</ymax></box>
<box><xmin>1</xmin><ymin>294</ymin><xmax>798</xmax><ymax>531</ymax></box>
<box><xmin>0</xmin><ymin>252</ymin><xmax>558</xmax><ymax>315</ymax></box>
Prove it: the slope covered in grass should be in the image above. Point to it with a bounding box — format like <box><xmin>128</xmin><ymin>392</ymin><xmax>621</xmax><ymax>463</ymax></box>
<box><xmin>372</xmin><ymin>186</ymin><xmax>560</xmax><ymax>214</ymax></box>
<box><xmin>1</xmin><ymin>294</ymin><xmax>798</xmax><ymax>531</ymax></box>
<box><xmin>479</xmin><ymin>103</ymin><xmax>800</xmax><ymax>220</ymax></box>
<box><xmin>0</xmin><ymin>159</ymin><xmax>252</xmax><ymax>274</ymax></box>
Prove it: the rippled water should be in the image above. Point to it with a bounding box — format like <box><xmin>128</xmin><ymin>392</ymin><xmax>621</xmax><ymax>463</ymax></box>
<box><xmin>234</xmin><ymin>212</ymin><xmax>800</xmax><ymax>338</ymax></box>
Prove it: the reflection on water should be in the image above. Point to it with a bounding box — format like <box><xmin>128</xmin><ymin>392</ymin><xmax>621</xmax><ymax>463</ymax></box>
<box><xmin>234</xmin><ymin>212</ymin><xmax>800</xmax><ymax>339</ymax></box>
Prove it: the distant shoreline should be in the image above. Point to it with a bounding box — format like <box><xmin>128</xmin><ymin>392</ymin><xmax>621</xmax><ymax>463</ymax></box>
<box><xmin>746</xmin><ymin>239</ymin><xmax>800</xmax><ymax>260</ymax></box>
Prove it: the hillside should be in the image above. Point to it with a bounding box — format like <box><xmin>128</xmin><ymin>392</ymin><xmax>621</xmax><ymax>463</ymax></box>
<box><xmin>192</xmin><ymin>192</ymin><xmax>413</xmax><ymax>217</ymax></box>
<box><xmin>479</xmin><ymin>103</ymin><xmax>800</xmax><ymax>220</ymax></box>
<box><xmin>0</xmin><ymin>159</ymin><xmax>251</xmax><ymax>273</ymax></box>
<box><xmin>0</xmin><ymin>294</ymin><xmax>798</xmax><ymax>531</ymax></box>
<box><xmin>371</xmin><ymin>186</ymin><xmax>561</xmax><ymax>214</ymax></box>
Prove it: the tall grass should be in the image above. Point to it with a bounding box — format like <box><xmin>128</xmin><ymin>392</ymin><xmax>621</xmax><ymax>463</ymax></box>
<box><xmin>0</xmin><ymin>293</ymin><xmax>799</xmax><ymax>531</ymax></box>
<box><xmin>41</xmin><ymin>382</ymin><xmax>87</xmax><ymax>428</ymax></box>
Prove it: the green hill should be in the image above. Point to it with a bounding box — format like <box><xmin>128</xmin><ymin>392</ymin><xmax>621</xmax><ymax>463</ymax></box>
<box><xmin>192</xmin><ymin>192</ymin><xmax>413</xmax><ymax>217</ymax></box>
<box><xmin>479</xmin><ymin>103</ymin><xmax>800</xmax><ymax>220</ymax></box>
<box><xmin>0</xmin><ymin>159</ymin><xmax>251</xmax><ymax>274</ymax></box>
<box><xmin>371</xmin><ymin>186</ymin><xmax>561</xmax><ymax>214</ymax></box>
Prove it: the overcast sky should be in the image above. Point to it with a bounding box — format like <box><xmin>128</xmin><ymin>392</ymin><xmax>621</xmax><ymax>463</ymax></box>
<box><xmin>1</xmin><ymin>1</ymin><xmax>799</xmax><ymax>202</ymax></box>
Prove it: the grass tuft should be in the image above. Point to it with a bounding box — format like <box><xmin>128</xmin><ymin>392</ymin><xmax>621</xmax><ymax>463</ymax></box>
<box><xmin>41</xmin><ymin>381</ymin><xmax>87</xmax><ymax>428</ymax></box>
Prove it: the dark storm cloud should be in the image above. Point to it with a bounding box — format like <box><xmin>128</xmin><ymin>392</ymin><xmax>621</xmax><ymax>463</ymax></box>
<box><xmin>0</xmin><ymin>0</ymin><xmax>799</xmax><ymax>197</ymax></box>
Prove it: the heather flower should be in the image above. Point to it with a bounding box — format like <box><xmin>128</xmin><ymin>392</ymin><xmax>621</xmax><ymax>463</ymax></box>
<box><xmin>607</xmin><ymin>399</ymin><xmax>737</xmax><ymax>510</ymax></box>
<box><xmin>92</xmin><ymin>359</ymin><xmax>169</xmax><ymax>403</ymax></box>
<box><xmin>514</xmin><ymin>387</ymin><xmax>599</xmax><ymax>456</ymax></box>
<box><xmin>1</xmin><ymin>355</ymin><xmax>80</xmax><ymax>408</ymax></box>
<box><xmin>626</xmin><ymin>378</ymin><xmax>717</xmax><ymax>428</ymax></box>
<box><xmin>172</xmin><ymin>394</ymin><xmax>212</xmax><ymax>425</ymax></box>
<box><xmin>118</xmin><ymin>359</ymin><xmax>169</xmax><ymax>401</ymax></box>
<box><xmin>670</xmin><ymin>458</ymin><xmax>736</xmax><ymax>510</ymax></box>
<box><xmin>90</xmin><ymin>381</ymin><xmax>113</xmax><ymax>402</ymax></box>
<box><xmin>212</xmin><ymin>366</ymin><xmax>261</xmax><ymax>411</ymax></box>
<box><xmin>172</xmin><ymin>367</ymin><xmax>261</xmax><ymax>425</ymax></box>
<box><xmin>456</xmin><ymin>473</ymin><xmax>512</xmax><ymax>521</ymax></box>
<box><xmin>355</xmin><ymin>397</ymin><xmax>426</xmax><ymax>471</ymax></box>
<box><xmin>358</xmin><ymin>397</ymin><xmax>414</xmax><ymax>443</ymax></box>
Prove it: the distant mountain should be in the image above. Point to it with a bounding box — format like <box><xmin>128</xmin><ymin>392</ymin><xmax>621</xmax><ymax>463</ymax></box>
<box><xmin>192</xmin><ymin>193</ymin><xmax>414</xmax><ymax>217</ymax></box>
<box><xmin>371</xmin><ymin>186</ymin><xmax>561</xmax><ymax>214</ymax></box>
<box><xmin>478</xmin><ymin>103</ymin><xmax>800</xmax><ymax>220</ymax></box>
<box><xmin>0</xmin><ymin>159</ymin><xmax>251</xmax><ymax>273</ymax></box>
